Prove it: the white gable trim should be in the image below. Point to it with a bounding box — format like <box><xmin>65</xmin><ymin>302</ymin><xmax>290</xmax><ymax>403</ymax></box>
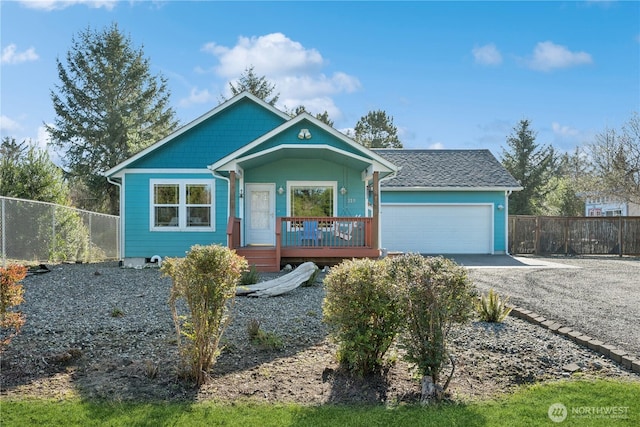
<box><xmin>214</xmin><ymin>144</ymin><xmax>385</xmax><ymax>173</ymax></box>
<box><xmin>104</xmin><ymin>92</ymin><xmax>289</xmax><ymax>178</ymax></box>
<box><xmin>208</xmin><ymin>113</ymin><xmax>398</xmax><ymax>174</ymax></box>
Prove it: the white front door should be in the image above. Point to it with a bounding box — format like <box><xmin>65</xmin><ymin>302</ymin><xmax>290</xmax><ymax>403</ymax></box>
<box><xmin>245</xmin><ymin>183</ymin><xmax>276</xmax><ymax>246</ymax></box>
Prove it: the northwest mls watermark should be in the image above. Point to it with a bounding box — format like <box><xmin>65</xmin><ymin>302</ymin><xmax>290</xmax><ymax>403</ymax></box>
<box><xmin>548</xmin><ymin>402</ymin><xmax>630</xmax><ymax>423</ymax></box>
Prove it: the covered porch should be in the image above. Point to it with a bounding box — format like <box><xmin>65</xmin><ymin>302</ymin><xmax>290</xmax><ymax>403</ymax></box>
<box><xmin>228</xmin><ymin>215</ymin><xmax>380</xmax><ymax>271</ymax></box>
<box><xmin>210</xmin><ymin>115</ymin><xmax>397</xmax><ymax>271</ymax></box>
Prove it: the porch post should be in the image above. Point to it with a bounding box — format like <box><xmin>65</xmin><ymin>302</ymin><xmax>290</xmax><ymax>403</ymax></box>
<box><xmin>372</xmin><ymin>171</ymin><xmax>379</xmax><ymax>250</ymax></box>
<box><xmin>229</xmin><ymin>170</ymin><xmax>236</xmax><ymax>219</ymax></box>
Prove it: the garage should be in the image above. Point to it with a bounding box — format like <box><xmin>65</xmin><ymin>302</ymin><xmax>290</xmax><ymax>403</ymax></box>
<box><xmin>380</xmin><ymin>204</ymin><xmax>494</xmax><ymax>254</ymax></box>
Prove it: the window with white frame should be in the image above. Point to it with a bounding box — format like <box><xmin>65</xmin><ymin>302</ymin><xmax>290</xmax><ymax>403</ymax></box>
<box><xmin>151</xmin><ymin>180</ymin><xmax>214</xmax><ymax>230</ymax></box>
<box><xmin>287</xmin><ymin>181</ymin><xmax>337</xmax><ymax>217</ymax></box>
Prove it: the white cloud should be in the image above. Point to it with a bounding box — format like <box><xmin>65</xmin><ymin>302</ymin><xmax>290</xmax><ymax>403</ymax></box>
<box><xmin>204</xmin><ymin>33</ymin><xmax>324</xmax><ymax>78</ymax></box>
<box><xmin>178</xmin><ymin>87</ymin><xmax>216</xmax><ymax>108</ymax></box>
<box><xmin>19</xmin><ymin>0</ymin><xmax>117</xmax><ymax>10</ymax></box>
<box><xmin>1</xmin><ymin>44</ymin><xmax>39</xmax><ymax>65</ymax></box>
<box><xmin>200</xmin><ymin>33</ymin><xmax>361</xmax><ymax>116</ymax></box>
<box><xmin>552</xmin><ymin>122</ymin><xmax>580</xmax><ymax>137</ymax></box>
<box><xmin>527</xmin><ymin>41</ymin><xmax>593</xmax><ymax>72</ymax></box>
<box><xmin>428</xmin><ymin>142</ymin><xmax>445</xmax><ymax>150</ymax></box>
<box><xmin>472</xmin><ymin>43</ymin><xmax>503</xmax><ymax>66</ymax></box>
<box><xmin>0</xmin><ymin>115</ymin><xmax>22</xmax><ymax>132</ymax></box>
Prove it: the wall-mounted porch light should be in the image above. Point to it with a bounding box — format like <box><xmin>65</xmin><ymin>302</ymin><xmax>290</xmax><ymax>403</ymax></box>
<box><xmin>340</xmin><ymin>187</ymin><xmax>347</xmax><ymax>195</ymax></box>
<box><xmin>297</xmin><ymin>129</ymin><xmax>312</xmax><ymax>139</ymax></box>
<box><xmin>278</xmin><ymin>186</ymin><xmax>285</xmax><ymax>195</ymax></box>
<box><xmin>497</xmin><ymin>204</ymin><xmax>504</xmax><ymax>211</ymax></box>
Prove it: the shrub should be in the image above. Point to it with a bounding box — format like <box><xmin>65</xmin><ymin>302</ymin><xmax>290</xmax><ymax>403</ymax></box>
<box><xmin>476</xmin><ymin>288</ymin><xmax>512</xmax><ymax>323</ymax></box>
<box><xmin>246</xmin><ymin>319</ymin><xmax>284</xmax><ymax>351</ymax></box>
<box><xmin>0</xmin><ymin>264</ymin><xmax>27</xmax><ymax>351</ymax></box>
<box><xmin>386</xmin><ymin>254</ymin><xmax>475</xmax><ymax>404</ymax></box>
<box><xmin>162</xmin><ymin>244</ymin><xmax>247</xmax><ymax>386</ymax></box>
<box><xmin>239</xmin><ymin>264</ymin><xmax>260</xmax><ymax>286</ymax></box>
<box><xmin>322</xmin><ymin>258</ymin><xmax>402</xmax><ymax>375</ymax></box>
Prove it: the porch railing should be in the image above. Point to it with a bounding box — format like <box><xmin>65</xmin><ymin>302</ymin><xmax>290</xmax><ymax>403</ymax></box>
<box><xmin>278</xmin><ymin>217</ymin><xmax>373</xmax><ymax>248</ymax></box>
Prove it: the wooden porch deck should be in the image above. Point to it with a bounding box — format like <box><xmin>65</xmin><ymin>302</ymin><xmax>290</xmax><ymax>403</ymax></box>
<box><xmin>229</xmin><ymin>217</ymin><xmax>380</xmax><ymax>272</ymax></box>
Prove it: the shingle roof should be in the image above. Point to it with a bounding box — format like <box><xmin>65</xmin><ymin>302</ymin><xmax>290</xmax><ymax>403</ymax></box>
<box><xmin>374</xmin><ymin>149</ymin><xmax>521</xmax><ymax>189</ymax></box>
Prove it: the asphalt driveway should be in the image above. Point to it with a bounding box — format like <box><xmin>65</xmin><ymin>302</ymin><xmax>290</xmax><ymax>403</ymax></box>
<box><xmin>458</xmin><ymin>255</ymin><xmax>640</xmax><ymax>360</ymax></box>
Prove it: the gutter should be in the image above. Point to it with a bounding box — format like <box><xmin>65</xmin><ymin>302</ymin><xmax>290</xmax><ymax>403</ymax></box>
<box><xmin>207</xmin><ymin>166</ymin><xmax>231</xmax><ymax>220</ymax></box>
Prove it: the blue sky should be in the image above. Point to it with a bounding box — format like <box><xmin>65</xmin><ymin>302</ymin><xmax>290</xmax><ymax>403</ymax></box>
<box><xmin>1</xmin><ymin>1</ymin><xmax>639</xmax><ymax>163</ymax></box>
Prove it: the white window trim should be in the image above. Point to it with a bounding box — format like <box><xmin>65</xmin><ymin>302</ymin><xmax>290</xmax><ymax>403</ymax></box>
<box><xmin>150</xmin><ymin>179</ymin><xmax>215</xmax><ymax>232</ymax></box>
<box><xmin>286</xmin><ymin>180</ymin><xmax>337</xmax><ymax>217</ymax></box>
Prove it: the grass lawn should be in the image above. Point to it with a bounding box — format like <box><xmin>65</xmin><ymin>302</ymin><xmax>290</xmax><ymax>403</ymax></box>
<box><xmin>2</xmin><ymin>379</ymin><xmax>639</xmax><ymax>426</ymax></box>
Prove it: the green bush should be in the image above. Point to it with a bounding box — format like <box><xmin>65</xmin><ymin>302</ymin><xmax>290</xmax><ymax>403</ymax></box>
<box><xmin>386</xmin><ymin>254</ymin><xmax>475</xmax><ymax>404</ymax></box>
<box><xmin>239</xmin><ymin>264</ymin><xmax>260</xmax><ymax>286</ymax></box>
<box><xmin>162</xmin><ymin>244</ymin><xmax>247</xmax><ymax>386</ymax></box>
<box><xmin>322</xmin><ymin>258</ymin><xmax>402</xmax><ymax>375</ymax></box>
<box><xmin>246</xmin><ymin>318</ymin><xmax>284</xmax><ymax>351</ymax></box>
<box><xmin>476</xmin><ymin>288</ymin><xmax>512</xmax><ymax>323</ymax></box>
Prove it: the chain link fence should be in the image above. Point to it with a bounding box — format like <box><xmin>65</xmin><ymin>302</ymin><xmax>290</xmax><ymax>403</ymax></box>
<box><xmin>0</xmin><ymin>196</ymin><xmax>120</xmax><ymax>266</ymax></box>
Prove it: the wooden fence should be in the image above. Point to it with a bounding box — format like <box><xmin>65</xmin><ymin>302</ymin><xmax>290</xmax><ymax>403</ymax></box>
<box><xmin>508</xmin><ymin>215</ymin><xmax>640</xmax><ymax>256</ymax></box>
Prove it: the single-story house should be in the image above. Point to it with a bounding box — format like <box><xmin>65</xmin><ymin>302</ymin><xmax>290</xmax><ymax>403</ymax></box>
<box><xmin>105</xmin><ymin>92</ymin><xmax>521</xmax><ymax>271</ymax></box>
<box><xmin>584</xmin><ymin>195</ymin><xmax>640</xmax><ymax>217</ymax></box>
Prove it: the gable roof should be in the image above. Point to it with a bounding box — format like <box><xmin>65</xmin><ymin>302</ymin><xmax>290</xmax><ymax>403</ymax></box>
<box><xmin>209</xmin><ymin>112</ymin><xmax>398</xmax><ymax>176</ymax></box>
<box><xmin>104</xmin><ymin>92</ymin><xmax>290</xmax><ymax>178</ymax></box>
<box><xmin>374</xmin><ymin>149</ymin><xmax>522</xmax><ymax>190</ymax></box>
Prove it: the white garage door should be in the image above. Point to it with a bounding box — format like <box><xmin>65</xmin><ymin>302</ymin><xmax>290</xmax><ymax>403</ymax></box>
<box><xmin>381</xmin><ymin>204</ymin><xmax>493</xmax><ymax>254</ymax></box>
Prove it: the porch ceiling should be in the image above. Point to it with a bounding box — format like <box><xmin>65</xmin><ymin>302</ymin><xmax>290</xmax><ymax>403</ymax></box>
<box><xmin>234</xmin><ymin>145</ymin><xmax>373</xmax><ymax>171</ymax></box>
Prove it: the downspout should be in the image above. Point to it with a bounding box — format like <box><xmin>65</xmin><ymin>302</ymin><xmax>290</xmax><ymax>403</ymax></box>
<box><xmin>106</xmin><ymin>177</ymin><xmax>124</xmax><ymax>260</ymax></box>
<box><xmin>505</xmin><ymin>190</ymin><xmax>512</xmax><ymax>255</ymax></box>
<box><xmin>207</xmin><ymin>166</ymin><xmax>231</xmax><ymax>221</ymax></box>
<box><xmin>375</xmin><ymin>169</ymin><xmax>399</xmax><ymax>253</ymax></box>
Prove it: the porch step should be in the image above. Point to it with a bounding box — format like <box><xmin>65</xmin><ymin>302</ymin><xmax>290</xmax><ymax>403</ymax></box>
<box><xmin>235</xmin><ymin>247</ymin><xmax>279</xmax><ymax>272</ymax></box>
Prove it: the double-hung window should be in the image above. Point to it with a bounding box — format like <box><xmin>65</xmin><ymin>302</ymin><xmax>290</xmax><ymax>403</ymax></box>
<box><xmin>151</xmin><ymin>179</ymin><xmax>214</xmax><ymax>231</ymax></box>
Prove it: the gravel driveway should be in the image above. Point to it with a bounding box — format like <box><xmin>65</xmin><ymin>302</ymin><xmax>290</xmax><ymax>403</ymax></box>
<box><xmin>462</xmin><ymin>255</ymin><xmax>640</xmax><ymax>360</ymax></box>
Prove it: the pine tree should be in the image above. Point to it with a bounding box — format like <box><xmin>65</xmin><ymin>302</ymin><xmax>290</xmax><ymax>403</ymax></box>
<box><xmin>0</xmin><ymin>137</ymin><xmax>70</xmax><ymax>204</ymax></box>
<box><xmin>501</xmin><ymin>119</ymin><xmax>556</xmax><ymax>215</ymax></box>
<box><xmin>225</xmin><ymin>65</ymin><xmax>280</xmax><ymax>106</ymax></box>
<box><xmin>47</xmin><ymin>23</ymin><xmax>178</xmax><ymax>214</ymax></box>
<box><xmin>354</xmin><ymin>110</ymin><xmax>403</xmax><ymax>148</ymax></box>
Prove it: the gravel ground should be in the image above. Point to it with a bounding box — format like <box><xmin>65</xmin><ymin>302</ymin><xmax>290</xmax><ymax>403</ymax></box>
<box><xmin>466</xmin><ymin>255</ymin><xmax>640</xmax><ymax>360</ymax></box>
<box><xmin>1</xmin><ymin>260</ymin><xmax>638</xmax><ymax>404</ymax></box>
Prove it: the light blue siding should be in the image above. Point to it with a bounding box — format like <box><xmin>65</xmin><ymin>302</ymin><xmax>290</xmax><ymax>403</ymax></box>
<box><xmin>244</xmin><ymin>122</ymin><xmax>365</xmax><ymax>157</ymax></box>
<box><xmin>131</xmin><ymin>99</ymin><xmax>287</xmax><ymax>169</ymax></box>
<box><xmin>380</xmin><ymin>190</ymin><xmax>508</xmax><ymax>252</ymax></box>
<box><xmin>123</xmin><ymin>172</ymin><xmax>228</xmax><ymax>258</ymax></box>
<box><xmin>246</xmin><ymin>158</ymin><xmax>367</xmax><ymax>218</ymax></box>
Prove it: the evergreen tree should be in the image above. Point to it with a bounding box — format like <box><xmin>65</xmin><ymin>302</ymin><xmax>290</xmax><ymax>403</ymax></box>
<box><xmin>0</xmin><ymin>137</ymin><xmax>70</xmax><ymax>204</ymax></box>
<box><xmin>47</xmin><ymin>23</ymin><xmax>178</xmax><ymax>215</ymax></box>
<box><xmin>542</xmin><ymin>149</ymin><xmax>587</xmax><ymax>216</ymax></box>
<box><xmin>354</xmin><ymin>110</ymin><xmax>403</xmax><ymax>148</ymax></box>
<box><xmin>225</xmin><ymin>65</ymin><xmax>280</xmax><ymax>106</ymax></box>
<box><xmin>501</xmin><ymin>119</ymin><xmax>556</xmax><ymax>215</ymax></box>
<box><xmin>289</xmin><ymin>105</ymin><xmax>334</xmax><ymax>127</ymax></box>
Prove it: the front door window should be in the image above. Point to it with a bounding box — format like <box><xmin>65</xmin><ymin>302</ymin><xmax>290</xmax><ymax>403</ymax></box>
<box><xmin>245</xmin><ymin>183</ymin><xmax>275</xmax><ymax>245</ymax></box>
